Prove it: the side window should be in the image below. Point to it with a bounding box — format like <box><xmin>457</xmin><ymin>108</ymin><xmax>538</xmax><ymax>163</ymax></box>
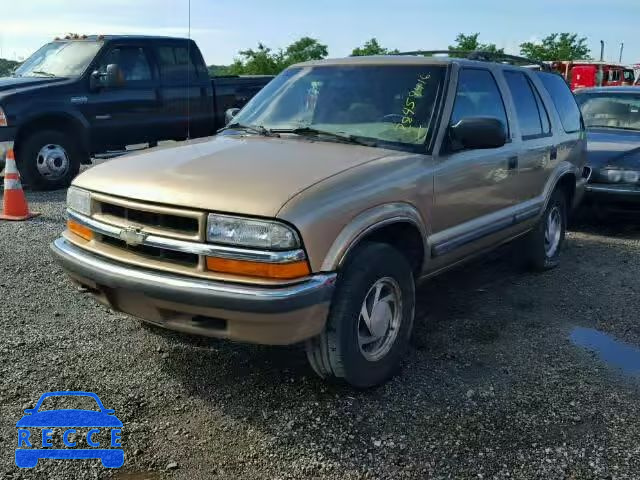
<box><xmin>98</xmin><ymin>47</ymin><xmax>151</xmax><ymax>81</ymax></box>
<box><xmin>538</xmin><ymin>72</ymin><xmax>583</xmax><ymax>133</ymax></box>
<box><xmin>157</xmin><ymin>45</ymin><xmax>198</xmax><ymax>82</ymax></box>
<box><xmin>450</xmin><ymin>69</ymin><xmax>508</xmax><ymax>131</ymax></box>
<box><xmin>532</xmin><ymin>83</ymin><xmax>551</xmax><ymax>134</ymax></box>
<box><xmin>504</xmin><ymin>71</ymin><xmax>548</xmax><ymax>139</ymax></box>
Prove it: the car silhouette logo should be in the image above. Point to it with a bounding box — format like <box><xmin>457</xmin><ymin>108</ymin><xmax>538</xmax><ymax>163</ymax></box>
<box><xmin>15</xmin><ymin>391</ymin><xmax>124</xmax><ymax>469</ymax></box>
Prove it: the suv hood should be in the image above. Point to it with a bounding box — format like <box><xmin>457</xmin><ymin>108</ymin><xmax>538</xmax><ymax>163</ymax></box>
<box><xmin>74</xmin><ymin>135</ymin><xmax>396</xmax><ymax>217</ymax></box>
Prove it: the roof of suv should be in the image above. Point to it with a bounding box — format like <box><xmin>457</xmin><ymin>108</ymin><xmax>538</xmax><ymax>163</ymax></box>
<box><xmin>293</xmin><ymin>55</ymin><xmax>542</xmax><ymax>71</ymax></box>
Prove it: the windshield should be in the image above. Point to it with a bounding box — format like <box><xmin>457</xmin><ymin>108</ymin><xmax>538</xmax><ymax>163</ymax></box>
<box><xmin>575</xmin><ymin>93</ymin><xmax>640</xmax><ymax>131</ymax></box>
<box><xmin>231</xmin><ymin>64</ymin><xmax>446</xmax><ymax>149</ymax></box>
<box><xmin>15</xmin><ymin>41</ymin><xmax>103</xmax><ymax>78</ymax></box>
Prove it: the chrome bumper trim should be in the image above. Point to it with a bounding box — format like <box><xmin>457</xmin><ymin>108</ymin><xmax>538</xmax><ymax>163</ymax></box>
<box><xmin>51</xmin><ymin>238</ymin><xmax>336</xmax><ymax>313</ymax></box>
<box><xmin>585</xmin><ymin>184</ymin><xmax>640</xmax><ymax>195</ymax></box>
<box><xmin>67</xmin><ymin>210</ymin><xmax>306</xmax><ymax>263</ymax></box>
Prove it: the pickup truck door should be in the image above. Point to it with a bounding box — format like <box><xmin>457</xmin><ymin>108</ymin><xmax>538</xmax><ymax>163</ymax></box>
<box><xmin>84</xmin><ymin>44</ymin><xmax>162</xmax><ymax>151</ymax></box>
<box><xmin>154</xmin><ymin>43</ymin><xmax>214</xmax><ymax>140</ymax></box>
<box><xmin>431</xmin><ymin>67</ymin><xmax>522</xmax><ymax>260</ymax></box>
<box><xmin>501</xmin><ymin>70</ymin><xmax>556</xmax><ymax>203</ymax></box>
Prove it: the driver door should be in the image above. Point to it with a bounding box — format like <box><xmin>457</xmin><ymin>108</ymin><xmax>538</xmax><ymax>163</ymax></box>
<box><xmin>431</xmin><ymin>67</ymin><xmax>522</xmax><ymax>259</ymax></box>
<box><xmin>83</xmin><ymin>44</ymin><xmax>161</xmax><ymax>151</ymax></box>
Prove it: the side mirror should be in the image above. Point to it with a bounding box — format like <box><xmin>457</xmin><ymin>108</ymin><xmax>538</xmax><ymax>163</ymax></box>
<box><xmin>225</xmin><ymin>108</ymin><xmax>240</xmax><ymax>125</ymax></box>
<box><xmin>105</xmin><ymin>64</ymin><xmax>125</xmax><ymax>88</ymax></box>
<box><xmin>449</xmin><ymin>117</ymin><xmax>507</xmax><ymax>151</ymax></box>
<box><xmin>90</xmin><ymin>64</ymin><xmax>124</xmax><ymax>91</ymax></box>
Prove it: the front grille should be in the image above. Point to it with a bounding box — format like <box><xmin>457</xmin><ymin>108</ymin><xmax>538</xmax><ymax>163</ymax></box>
<box><xmin>101</xmin><ymin>235</ymin><xmax>198</xmax><ymax>267</ymax></box>
<box><xmin>100</xmin><ymin>202</ymin><xmax>199</xmax><ymax>235</ymax></box>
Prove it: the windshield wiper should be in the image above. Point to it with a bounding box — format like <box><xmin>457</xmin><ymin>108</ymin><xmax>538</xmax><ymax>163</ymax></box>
<box><xmin>30</xmin><ymin>71</ymin><xmax>57</xmax><ymax>78</ymax></box>
<box><xmin>588</xmin><ymin>124</ymin><xmax>640</xmax><ymax>132</ymax></box>
<box><xmin>271</xmin><ymin>127</ymin><xmax>375</xmax><ymax>147</ymax></box>
<box><xmin>222</xmin><ymin>123</ymin><xmax>278</xmax><ymax>137</ymax></box>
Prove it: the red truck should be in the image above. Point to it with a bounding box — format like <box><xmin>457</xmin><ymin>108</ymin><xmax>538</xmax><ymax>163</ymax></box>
<box><xmin>550</xmin><ymin>61</ymin><xmax>636</xmax><ymax>91</ymax></box>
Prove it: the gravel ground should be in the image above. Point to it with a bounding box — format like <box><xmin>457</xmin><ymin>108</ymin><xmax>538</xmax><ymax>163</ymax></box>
<box><xmin>1</xmin><ymin>185</ymin><xmax>639</xmax><ymax>480</ymax></box>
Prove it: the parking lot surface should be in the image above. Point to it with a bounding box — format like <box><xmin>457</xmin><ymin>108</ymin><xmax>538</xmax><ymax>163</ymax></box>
<box><xmin>1</xmin><ymin>187</ymin><xmax>639</xmax><ymax>479</ymax></box>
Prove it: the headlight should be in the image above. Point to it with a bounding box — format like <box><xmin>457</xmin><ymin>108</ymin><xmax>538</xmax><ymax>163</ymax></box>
<box><xmin>0</xmin><ymin>107</ymin><xmax>7</xmax><ymax>127</ymax></box>
<box><xmin>601</xmin><ymin>168</ymin><xmax>640</xmax><ymax>184</ymax></box>
<box><xmin>66</xmin><ymin>187</ymin><xmax>92</xmax><ymax>216</ymax></box>
<box><xmin>206</xmin><ymin>214</ymin><xmax>300</xmax><ymax>250</ymax></box>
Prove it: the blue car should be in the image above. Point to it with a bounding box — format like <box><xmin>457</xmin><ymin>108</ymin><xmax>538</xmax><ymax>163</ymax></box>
<box><xmin>15</xmin><ymin>391</ymin><xmax>124</xmax><ymax>468</ymax></box>
<box><xmin>575</xmin><ymin>87</ymin><xmax>640</xmax><ymax>218</ymax></box>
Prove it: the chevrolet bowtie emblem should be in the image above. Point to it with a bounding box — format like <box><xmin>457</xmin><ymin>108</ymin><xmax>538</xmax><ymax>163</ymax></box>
<box><xmin>119</xmin><ymin>227</ymin><xmax>147</xmax><ymax>247</ymax></box>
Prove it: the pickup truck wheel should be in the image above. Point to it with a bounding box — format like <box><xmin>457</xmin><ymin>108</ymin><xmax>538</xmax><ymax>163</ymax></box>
<box><xmin>305</xmin><ymin>242</ymin><xmax>415</xmax><ymax>388</ymax></box>
<box><xmin>523</xmin><ymin>189</ymin><xmax>567</xmax><ymax>271</ymax></box>
<box><xmin>18</xmin><ymin>130</ymin><xmax>81</xmax><ymax>190</ymax></box>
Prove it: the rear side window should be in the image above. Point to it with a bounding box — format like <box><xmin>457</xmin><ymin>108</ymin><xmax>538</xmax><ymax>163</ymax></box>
<box><xmin>504</xmin><ymin>71</ymin><xmax>550</xmax><ymax>139</ymax></box>
<box><xmin>156</xmin><ymin>45</ymin><xmax>198</xmax><ymax>82</ymax></box>
<box><xmin>538</xmin><ymin>72</ymin><xmax>583</xmax><ymax>133</ymax></box>
<box><xmin>450</xmin><ymin>68</ymin><xmax>508</xmax><ymax>131</ymax></box>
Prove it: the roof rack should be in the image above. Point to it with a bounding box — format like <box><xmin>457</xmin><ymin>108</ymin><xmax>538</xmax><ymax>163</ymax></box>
<box><xmin>393</xmin><ymin>50</ymin><xmax>553</xmax><ymax>71</ymax></box>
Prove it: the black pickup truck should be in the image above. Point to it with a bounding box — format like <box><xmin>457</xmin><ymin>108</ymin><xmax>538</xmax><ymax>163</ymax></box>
<box><xmin>0</xmin><ymin>35</ymin><xmax>272</xmax><ymax>189</ymax></box>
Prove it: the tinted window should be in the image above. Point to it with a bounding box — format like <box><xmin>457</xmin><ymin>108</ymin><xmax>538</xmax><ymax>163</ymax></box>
<box><xmin>157</xmin><ymin>45</ymin><xmax>198</xmax><ymax>81</ymax></box>
<box><xmin>504</xmin><ymin>71</ymin><xmax>546</xmax><ymax>138</ymax></box>
<box><xmin>532</xmin><ymin>83</ymin><xmax>551</xmax><ymax>134</ymax></box>
<box><xmin>98</xmin><ymin>47</ymin><xmax>151</xmax><ymax>81</ymax></box>
<box><xmin>450</xmin><ymin>69</ymin><xmax>508</xmax><ymax>131</ymax></box>
<box><xmin>538</xmin><ymin>72</ymin><xmax>582</xmax><ymax>132</ymax></box>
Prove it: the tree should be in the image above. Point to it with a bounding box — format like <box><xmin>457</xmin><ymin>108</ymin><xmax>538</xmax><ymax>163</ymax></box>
<box><xmin>221</xmin><ymin>37</ymin><xmax>328</xmax><ymax>76</ymax></box>
<box><xmin>351</xmin><ymin>38</ymin><xmax>398</xmax><ymax>56</ymax></box>
<box><xmin>448</xmin><ymin>33</ymin><xmax>503</xmax><ymax>53</ymax></box>
<box><xmin>0</xmin><ymin>58</ymin><xmax>20</xmax><ymax>77</ymax></box>
<box><xmin>226</xmin><ymin>43</ymin><xmax>284</xmax><ymax>75</ymax></box>
<box><xmin>519</xmin><ymin>33</ymin><xmax>589</xmax><ymax>61</ymax></box>
<box><xmin>282</xmin><ymin>37</ymin><xmax>328</xmax><ymax>66</ymax></box>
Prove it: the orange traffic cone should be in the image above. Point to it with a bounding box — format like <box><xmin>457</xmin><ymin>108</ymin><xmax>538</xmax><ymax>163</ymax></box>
<box><xmin>0</xmin><ymin>149</ymin><xmax>40</xmax><ymax>221</ymax></box>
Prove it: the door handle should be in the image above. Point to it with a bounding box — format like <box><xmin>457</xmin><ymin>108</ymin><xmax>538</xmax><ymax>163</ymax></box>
<box><xmin>507</xmin><ymin>156</ymin><xmax>518</xmax><ymax>170</ymax></box>
<box><xmin>550</xmin><ymin>146</ymin><xmax>558</xmax><ymax>160</ymax></box>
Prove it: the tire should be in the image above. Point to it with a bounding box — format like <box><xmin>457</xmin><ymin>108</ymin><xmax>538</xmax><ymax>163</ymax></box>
<box><xmin>17</xmin><ymin>130</ymin><xmax>82</xmax><ymax>190</ymax></box>
<box><xmin>523</xmin><ymin>189</ymin><xmax>567</xmax><ymax>272</ymax></box>
<box><xmin>305</xmin><ymin>242</ymin><xmax>416</xmax><ymax>388</ymax></box>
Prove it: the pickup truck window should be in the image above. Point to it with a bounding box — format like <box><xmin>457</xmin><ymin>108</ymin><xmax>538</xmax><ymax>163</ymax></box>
<box><xmin>98</xmin><ymin>47</ymin><xmax>152</xmax><ymax>81</ymax></box>
<box><xmin>232</xmin><ymin>65</ymin><xmax>446</xmax><ymax>148</ymax></box>
<box><xmin>450</xmin><ymin>68</ymin><xmax>508</xmax><ymax>131</ymax></box>
<box><xmin>14</xmin><ymin>41</ymin><xmax>102</xmax><ymax>78</ymax></box>
<box><xmin>157</xmin><ymin>46</ymin><xmax>198</xmax><ymax>81</ymax></box>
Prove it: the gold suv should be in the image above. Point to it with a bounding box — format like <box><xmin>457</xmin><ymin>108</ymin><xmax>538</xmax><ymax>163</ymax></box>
<box><xmin>52</xmin><ymin>55</ymin><xmax>587</xmax><ymax>387</ymax></box>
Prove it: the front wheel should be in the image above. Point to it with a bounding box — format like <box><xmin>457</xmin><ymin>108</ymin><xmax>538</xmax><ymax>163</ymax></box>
<box><xmin>17</xmin><ymin>130</ymin><xmax>82</xmax><ymax>190</ymax></box>
<box><xmin>523</xmin><ymin>189</ymin><xmax>567</xmax><ymax>271</ymax></box>
<box><xmin>305</xmin><ymin>242</ymin><xmax>415</xmax><ymax>388</ymax></box>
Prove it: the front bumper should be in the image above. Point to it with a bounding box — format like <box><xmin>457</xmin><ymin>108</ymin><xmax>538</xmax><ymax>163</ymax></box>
<box><xmin>585</xmin><ymin>183</ymin><xmax>640</xmax><ymax>212</ymax></box>
<box><xmin>51</xmin><ymin>238</ymin><xmax>335</xmax><ymax>345</ymax></box>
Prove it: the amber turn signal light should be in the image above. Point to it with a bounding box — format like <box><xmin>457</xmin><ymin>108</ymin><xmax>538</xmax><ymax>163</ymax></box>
<box><xmin>67</xmin><ymin>219</ymin><xmax>93</xmax><ymax>241</ymax></box>
<box><xmin>205</xmin><ymin>257</ymin><xmax>310</xmax><ymax>280</ymax></box>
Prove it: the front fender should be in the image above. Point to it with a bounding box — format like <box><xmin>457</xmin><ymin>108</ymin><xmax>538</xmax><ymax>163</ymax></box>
<box><xmin>320</xmin><ymin>202</ymin><xmax>428</xmax><ymax>272</ymax></box>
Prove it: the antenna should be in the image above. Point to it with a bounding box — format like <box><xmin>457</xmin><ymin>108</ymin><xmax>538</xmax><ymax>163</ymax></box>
<box><xmin>619</xmin><ymin>42</ymin><xmax>624</xmax><ymax>63</ymax></box>
<box><xmin>186</xmin><ymin>0</ymin><xmax>191</xmax><ymax>140</ymax></box>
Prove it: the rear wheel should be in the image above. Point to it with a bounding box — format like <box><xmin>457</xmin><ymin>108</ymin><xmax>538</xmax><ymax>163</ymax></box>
<box><xmin>17</xmin><ymin>130</ymin><xmax>82</xmax><ymax>190</ymax></box>
<box><xmin>305</xmin><ymin>242</ymin><xmax>415</xmax><ymax>388</ymax></box>
<box><xmin>523</xmin><ymin>189</ymin><xmax>567</xmax><ymax>271</ymax></box>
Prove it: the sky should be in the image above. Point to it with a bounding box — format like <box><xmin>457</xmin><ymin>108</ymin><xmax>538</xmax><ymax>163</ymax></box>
<box><xmin>3</xmin><ymin>0</ymin><xmax>640</xmax><ymax>66</ymax></box>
